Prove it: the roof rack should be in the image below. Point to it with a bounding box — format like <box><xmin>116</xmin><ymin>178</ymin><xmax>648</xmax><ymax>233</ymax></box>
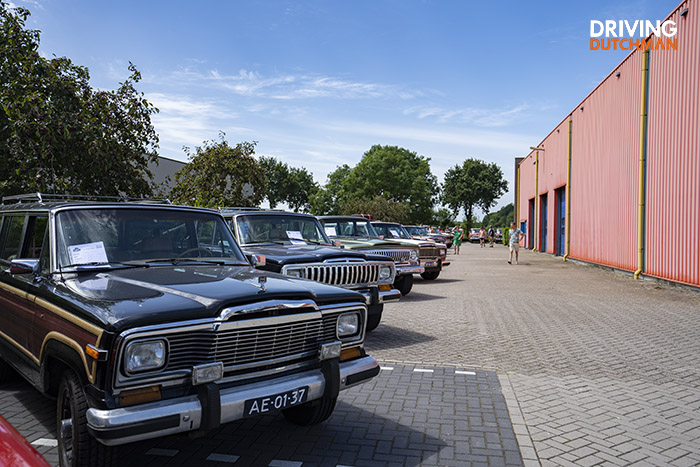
<box><xmin>1</xmin><ymin>193</ymin><xmax>172</xmax><ymax>205</ymax></box>
<box><xmin>218</xmin><ymin>207</ymin><xmax>288</xmax><ymax>213</ymax></box>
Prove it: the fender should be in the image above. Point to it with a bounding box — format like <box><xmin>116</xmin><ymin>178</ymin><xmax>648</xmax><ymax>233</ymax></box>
<box><xmin>40</xmin><ymin>338</ymin><xmax>90</xmax><ymax>395</ymax></box>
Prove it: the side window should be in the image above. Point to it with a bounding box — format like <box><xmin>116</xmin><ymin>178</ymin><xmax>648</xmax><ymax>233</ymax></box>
<box><xmin>0</xmin><ymin>215</ymin><xmax>27</xmax><ymax>263</ymax></box>
<box><xmin>23</xmin><ymin>216</ymin><xmax>49</xmax><ymax>259</ymax></box>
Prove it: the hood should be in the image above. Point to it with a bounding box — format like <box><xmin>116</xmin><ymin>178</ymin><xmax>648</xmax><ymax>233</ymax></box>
<box><xmin>50</xmin><ymin>265</ymin><xmax>363</xmax><ymax>331</ymax></box>
<box><xmin>240</xmin><ymin>243</ymin><xmax>368</xmax><ymax>266</ymax></box>
<box><xmin>334</xmin><ymin>237</ymin><xmax>406</xmax><ymax>249</ymax></box>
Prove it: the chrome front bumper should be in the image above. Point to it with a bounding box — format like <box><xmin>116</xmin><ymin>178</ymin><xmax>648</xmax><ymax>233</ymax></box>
<box><xmin>357</xmin><ymin>287</ymin><xmax>401</xmax><ymax>305</ymax></box>
<box><xmin>396</xmin><ymin>265</ymin><xmax>425</xmax><ymax>275</ymax></box>
<box><xmin>87</xmin><ymin>356</ymin><xmax>379</xmax><ymax>446</ymax></box>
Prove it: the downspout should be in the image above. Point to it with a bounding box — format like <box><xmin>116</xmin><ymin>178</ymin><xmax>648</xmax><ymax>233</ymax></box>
<box><xmin>532</xmin><ymin>152</ymin><xmax>539</xmax><ymax>252</ymax></box>
<box><xmin>563</xmin><ymin>116</ymin><xmax>572</xmax><ymax>261</ymax></box>
<box><xmin>516</xmin><ymin>164</ymin><xmax>520</xmax><ymax>225</ymax></box>
<box><xmin>634</xmin><ymin>49</ymin><xmax>650</xmax><ymax>280</ymax></box>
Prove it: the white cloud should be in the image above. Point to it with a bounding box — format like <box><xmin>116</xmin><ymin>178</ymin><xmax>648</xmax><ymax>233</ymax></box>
<box><xmin>403</xmin><ymin>104</ymin><xmax>531</xmax><ymax>127</ymax></box>
<box><xmin>146</xmin><ymin>68</ymin><xmax>415</xmax><ymax>101</ymax></box>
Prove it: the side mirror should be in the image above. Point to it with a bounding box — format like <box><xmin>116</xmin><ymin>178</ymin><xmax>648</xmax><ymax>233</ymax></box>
<box><xmin>247</xmin><ymin>254</ymin><xmax>266</xmax><ymax>267</ymax></box>
<box><xmin>10</xmin><ymin>259</ymin><xmax>40</xmax><ymax>275</ymax></box>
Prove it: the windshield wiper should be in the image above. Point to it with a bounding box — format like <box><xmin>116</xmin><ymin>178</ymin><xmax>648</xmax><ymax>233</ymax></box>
<box><xmin>61</xmin><ymin>261</ymin><xmax>151</xmax><ymax>270</ymax></box>
<box><xmin>141</xmin><ymin>258</ymin><xmax>246</xmax><ymax>266</ymax></box>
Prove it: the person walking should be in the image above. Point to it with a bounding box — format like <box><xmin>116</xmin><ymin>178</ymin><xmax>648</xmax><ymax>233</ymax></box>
<box><xmin>479</xmin><ymin>227</ymin><xmax>486</xmax><ymax>248</ymax></box>
<box><xmin>488</xmin><ymin>225</ymin><xmax>495</xmax><ymax>247</ymax></box>
<box><xmin>508</xmin><ymin>222</ymin><xmax>523</xmax><ymax>264</ymax></box>
<box><xmin>453</xmin><ymin>227</ymin><xmax>463</xmax><ymax>255</ymax></box>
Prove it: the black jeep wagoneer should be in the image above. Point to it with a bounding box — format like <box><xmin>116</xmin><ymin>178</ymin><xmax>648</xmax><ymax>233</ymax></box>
<box><xmin>0</xmin><ymin>194</ymin><xmax>379</xmax><ymax>467</ymax></box>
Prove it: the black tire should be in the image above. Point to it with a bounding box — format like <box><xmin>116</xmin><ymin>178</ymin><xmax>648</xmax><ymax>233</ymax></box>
<box><xmin>57</xmin><ymin>370</ymin><xmax>117</xmax><ymax>467</ymax></box>
<box><xmin>420</xmin><ymin>270</ymin><xmax>440</xmax><ymax>280</ymax></box>
<box><xmin>394</xmin><ymin>274</ymin><xmax>413</xmax><ymax>296</ymax></box>
<box><xmin>282</xmin><ymin>396</ymin><xmax>337</xmax><ymax>426</ymax></box>
<box><xmin>365</xmin><ymin>303</ymin><xmax>383</xmax><ymax>332</ymax></box>
<box><xmin>0</xmin><ymin>359</ymin><xmax>17</xmax><ymax>382</ymax></box>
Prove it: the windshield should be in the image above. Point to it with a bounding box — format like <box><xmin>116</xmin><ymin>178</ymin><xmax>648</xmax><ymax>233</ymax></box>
<box><xmin>322</xmin><ymin>219</ymin><xmax>379</xmax><ymax>238</ymax></box>
<box><xmin>233</xmin><ymin>214</ymin><xmax>331</xmax><ymax>245</ymax></box>
<box><xmin>373</xmin><ymin>224</ymin><xmax>411</xmax><ymax>240</ymax></box>
<box><xmin>406</xmin><ymin>226</ymin><xmax>428</xmax><ymax>236</ymax></box>
<box><xmin>55</xmin><ymin>208</ymin><xmax>246</xmax><ymax>269</ymax></box>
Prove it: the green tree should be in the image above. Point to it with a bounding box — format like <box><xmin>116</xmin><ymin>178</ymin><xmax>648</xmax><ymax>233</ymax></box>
<box><xmin>481</xmin><ymin>203</ymin><xmax>514</xmax><ymax>228</ymax></box>
<box><xmin>341</xmin><ymin>196</ymin><xmax>410</xmax><ymax>223</ymax></box>
<box><xmin>442</xmin><ymin>158</ymin><xmax>508</xmax><ymax>230</ymax></box>
<box><xmin>170</xmin><ymin>137</ymin><xmax>266</xmax><ymax>208</ymax></box>
<box><xmin>432</xmin><ymin>207</ymin><xmax>456</xmax><ymax>228</ymax></box>
<box><xmin>1</xmin><ymin>3</ymin><xmax>158</xmax><ymax>198</ymax></box>
<box><xmin>309</xmin><ymin>164</ymin><xmax>352</xmax><ymax>215</ymax></box>
<box><xmin>342</xmin><ymin>145</ymin><xmax>438</xmax><ymax>224</ymax></box>
<box><xmin>260</xmin><ymin>156</ymin><xmax>317</xmax><ymax>212</ymax></box>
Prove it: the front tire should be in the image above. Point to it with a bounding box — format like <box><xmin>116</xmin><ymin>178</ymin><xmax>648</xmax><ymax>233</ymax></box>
<box><xmin>282</xmin><ymin>396</ymin><xmax>337</xmax><ymax>426</ymax></box>
<box><xmin>421</xmin><ymin>270</ymin><xmax>440</xmax><ymax>280</ymax></box>
<box><xmin>394</xmin><ymin>274</ymin><xmax>413</xmax><ymax>296</ymax></box>
<box><xmin>0</xmin><ymin>359</ymin><xmax>16</xmax><ymax>382</ymax></box>
<box><xmin>366</xmin><ymin>303</ymin><xmax>383</xmax><ymax>331</ymax></box>
<box><xmin>57</xmin><ymin>370</ymin><xmax>116</xmax><ymax>467</ymax></box>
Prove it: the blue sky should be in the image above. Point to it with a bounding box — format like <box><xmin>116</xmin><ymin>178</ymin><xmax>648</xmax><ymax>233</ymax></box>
<box><xmin>13</xmin><ymin>0</ymin><xmax>680</xmax><ymax>214</ymax></box>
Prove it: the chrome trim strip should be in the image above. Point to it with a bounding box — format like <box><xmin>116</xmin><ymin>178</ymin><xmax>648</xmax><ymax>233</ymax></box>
<box><xmin>219</xmin><ymin>298</ymin><xmax>318</xmax><ymax>318</ymax></box>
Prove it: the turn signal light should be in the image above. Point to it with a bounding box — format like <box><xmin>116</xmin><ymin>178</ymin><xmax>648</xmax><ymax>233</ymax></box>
<box><xmin>119</xmin><ymin>386</ymin><xmax>162</xmax><ymax>407</ymax></box>
<box><xmin>340</xmin><ymin>347</ymin><xmax>362</xmax><ymax>362</ymax></box>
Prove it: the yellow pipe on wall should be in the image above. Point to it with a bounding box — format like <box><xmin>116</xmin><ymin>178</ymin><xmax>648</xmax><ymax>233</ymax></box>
<box><xmin>515</xmin><ymin>165</ymin><xmax>520</xmax><ymax>225</ymax></box>
<box><xmin>634</xmin><ymin>49</ymin><xmax>650</xmax><ymax>280</ymax></box>
<box><xmin>564</xmin><ymin>117</ymin><xmax>572</xmax><ymax>261</ymax></box>
<box><xmin>532</xmin><ymin>151</ymin><xmax>539</xmax><ymax>252</ymax></box>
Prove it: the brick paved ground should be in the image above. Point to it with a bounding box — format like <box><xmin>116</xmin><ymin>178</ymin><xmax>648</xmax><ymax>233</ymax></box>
<box><xmin>369</xmin><ymin>242</ymin><xmax>700</xmax><ymax>466</ymax></box>
<box><xmin>0</xmin><ymin>364</ymin><xmax>520</xmax><ymax>466</ymax></box>
<box><xmin>2</xmin><ymin>241</ymin><xmax>700</xmax><ymax>466</ymax></box>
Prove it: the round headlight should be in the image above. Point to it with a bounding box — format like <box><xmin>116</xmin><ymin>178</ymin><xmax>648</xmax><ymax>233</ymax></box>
<box><xmin>379</xmin><ymin>265</ymin><xmax>393</xmax><ymax>280</ymax></box>
<box><xmin>124</xmin><ymin>340</ymin><xmax>166</xmax><ymax>374</ymax></box>
<box><xmin>286</xmin><ymin>268</ymin><xmax>305</xmax><ymax>279</ymax></box>
<box><xmin>440</xmin><ymin>249</ymin><xmax>446</xmax><ymax>255</ymax></box>
<box><xmin>338</xmin><ymin>312</ymin><xmax>360</xmax><ymax>337</ymax></box>
<box><xmin>409</xmin><ymin>249</ymin><xmax>418</xmax><ymax>261</ymax></box>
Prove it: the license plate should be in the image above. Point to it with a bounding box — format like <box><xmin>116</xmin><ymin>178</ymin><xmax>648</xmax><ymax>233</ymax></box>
<box><xmin>244</xmin><ymin>386</ymin><xmax>309</xmax><ymax>417</ymax></box>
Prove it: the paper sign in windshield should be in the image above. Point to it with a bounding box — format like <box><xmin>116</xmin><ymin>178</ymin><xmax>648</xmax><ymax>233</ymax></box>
<box><xmin>389</xmin><ymin>229</ymin><xmax>401</xmax><ymax>238</ymax></box>
<box><xmin>286</xmin><ymin>231</ymin><xmax>306</xmax><ymax>245</ymax></box>
<box><xmin>324</xmin><ymin>226</ymin><xmax>337</xmax><ymax>237</ymax></box>
<box><xmin>68</xmin><ymin>241</ymin><xmax>108</xmax><ymax>265</ymax></box>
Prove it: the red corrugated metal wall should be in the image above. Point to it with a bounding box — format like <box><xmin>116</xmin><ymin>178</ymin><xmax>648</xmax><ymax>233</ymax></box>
<box><xmin>568</xmin><ymin>51</ymin><xmax>642</xmax><ymax>271</ymax></box>
<box><xmin>518</xmin><ymin>151</ymin><xmax>536</xmax><ymax>247</ymax></box>
<box><xmin>646</xmin><ymin>0</ymin><xmax>700</xmax><ymax>286</ymax></box>
<box><xmin>539</xmin><ymin>121</ymin><xmax>570</xmax><ymax>254</ymax></box>
<box><xmin>515</xmin><ymin>0</ymin><xmax>698</xmax><ymax>287</ymax></box>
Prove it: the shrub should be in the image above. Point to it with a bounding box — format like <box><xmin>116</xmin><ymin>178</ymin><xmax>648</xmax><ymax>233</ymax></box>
<box><xmin>503</xmin><ymin>228</ymin><xmax>510</xmax><ymax>246</ymax></box>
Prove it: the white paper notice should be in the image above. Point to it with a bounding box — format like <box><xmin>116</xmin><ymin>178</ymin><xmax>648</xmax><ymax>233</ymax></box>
<box><xmin>286</xmin><ymin>231</ymin><xmax>306</xmax><ymax>245</ymax></box>
<box><xmin>389</xmin><ymin>229</ymin><xmax>401</xmax><ymax>238</ymax></box>
<box><xmin>68</xmin><ymin>241</ymin><xmax>109</xmax><ymax>265</ymax></box>
<box><xmin>324</xmin><ymin>226</ymin><xmax>337</xmax><ymax>237</ymax></box>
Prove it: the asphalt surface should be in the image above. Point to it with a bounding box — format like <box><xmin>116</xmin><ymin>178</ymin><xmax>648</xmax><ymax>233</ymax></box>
<box><xmin>2</xmin><ymin>241</ymin><xmax>700</xmax><ymax>466</ymax></box>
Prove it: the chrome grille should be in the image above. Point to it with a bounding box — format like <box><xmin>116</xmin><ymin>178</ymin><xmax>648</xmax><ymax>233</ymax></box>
<box><xmin>362</xmin><ymin>249</ymin><xmax>411</xmax><ymax>263</ymax></box>
<box><xmin>419</xmin><ymin>247</ymin><xmax>440</xmax><ymax>259</ymax></box>
<box><xmin>289</xmin><ymin>263</ymin><xmax>383</xmax><ymax>287</ymax></box>
<box><xmin>165</xmin><ymin>313</ymin><xmax>341</xmax><ymax>372</ymax></box>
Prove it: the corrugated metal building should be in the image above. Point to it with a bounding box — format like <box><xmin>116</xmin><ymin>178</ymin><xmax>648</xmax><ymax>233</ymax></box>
<box><xmin>515</xmin><ymin>0</ymin><xmax>700</xmax><ymax>288</ymax></box>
